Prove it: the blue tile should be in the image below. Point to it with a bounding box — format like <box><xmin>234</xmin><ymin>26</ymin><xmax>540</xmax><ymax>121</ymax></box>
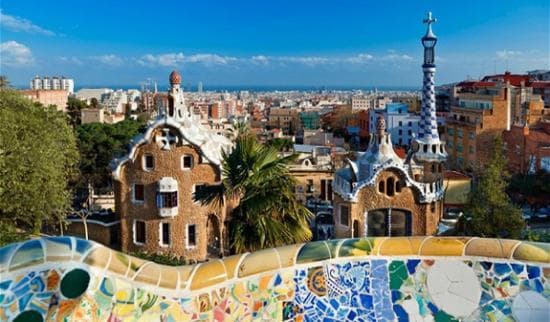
<box><xmin>511</xmin><ymin>263</ymin><xmax>524</xmax><ymax>274</ymax></box>
<box><xmin>394</xmin><ymin>304</ymin><xmax>409</xmax><ymax>322</ymax></box>
<box><xmin>406</xmin><ymin>260</ymin><xmax>420</xmax><ymax>274</ymax></box>
<box><xmin>359</xmin><ymin>294</ymin><xmax>373</xmax><ymax>309</ymax></box>
<box><xmin>493</xmin><ymin>263</ymin><xmax>511</xmax><ymax>276</ymax></box>
<box><xmin>527</xmin><ymin>266</ymin><xmax>540</xmax><ymax>279</ymax></box>
<box><xmin>427</xmin><ymin>301</ymin><xmax>439</xmax><ymax>314</ymax></box>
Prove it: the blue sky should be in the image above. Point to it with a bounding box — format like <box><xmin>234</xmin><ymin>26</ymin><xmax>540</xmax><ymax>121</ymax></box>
<box><xmin>1</xmin><ymin>0</ymin><xmax>548</xmax><ymax>88</ymax></box>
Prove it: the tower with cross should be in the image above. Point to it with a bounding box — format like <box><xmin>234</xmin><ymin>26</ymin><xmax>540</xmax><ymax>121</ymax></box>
<box><xmin>413</xmin><ymin>12</ymin><xmax>447</xmax><ymax>163</ymax></box>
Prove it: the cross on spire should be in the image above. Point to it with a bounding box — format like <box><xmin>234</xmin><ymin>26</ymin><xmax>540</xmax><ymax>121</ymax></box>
<box><xmin>423</xmin><ymin>11</ymin><xmax>436</xmax><ymax>26</ymax></box>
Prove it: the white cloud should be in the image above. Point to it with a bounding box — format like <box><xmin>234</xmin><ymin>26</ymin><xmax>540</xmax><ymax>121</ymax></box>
<box><xmin>185</xmin><ymin>54</ymin><xmax>237</xmax><ymax>65</ymax></box>
<box><xmin>496</xmin><ymin>50</ymin><xmax>522</xmax><ymax>59</ymax></box>
<box><xmin>251</xmin><ymin>55</ymin><xmax>269</xmax><ymax>65</ymax></box>
<box><xmin>380</xmin><ymin>53</ymin><xmax>414</xmax><ymax>62</ymax></box>
<box><xmin>138</xmin><ymin>53</ymin><xmax>185</xmax><ymax>67</ymax></box>
<box><xmin>137</xmin><ymin>52</ymin><xmax>237</xmax><ymax>67</ymax></box>
<box><xmin>59</xmin><ymin>56</ymin><xmax>83</xmax><ymax>65</ymax></box>
<box><xmin>90</xmin><ymin>54</ymin><xmax>124</xmax><ymax>66</ymax></box>
<box><xmin>0</xmin><ymin>12</ymin><xmax>55</xmax><ymax>36</ymax></box>
<box><xmin>0</xmin><ymin>41</ymin><xmax>34</xmax><ymax>66</ymax></box>
<box><xmin>345</xmin><ymin>53</ymin><xmax>374</xmax><ymax>63</ymax></box>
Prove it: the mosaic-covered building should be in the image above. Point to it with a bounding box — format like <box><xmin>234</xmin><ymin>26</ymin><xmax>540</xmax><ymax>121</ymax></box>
<box><xmin>112</xmin><ymin>70</ymin><xmax>232</xmax><ymax>261</ymax></box>
<box><xmin>332</xmin><ymin>12</ymin><xmax>447</xmax><ymax>238</ymax></box>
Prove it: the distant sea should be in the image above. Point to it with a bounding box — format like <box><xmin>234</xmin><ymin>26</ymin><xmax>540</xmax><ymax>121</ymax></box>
<box><xmin>70</xmin><ymin>85</ymin><xmax>421</xmax><ymax>92</ymax></box>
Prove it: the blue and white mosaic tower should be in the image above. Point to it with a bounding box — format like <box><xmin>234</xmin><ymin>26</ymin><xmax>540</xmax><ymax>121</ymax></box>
<box><xmin>414</xmin><ymin>12</ymin><xmax>447</xmax><ymax>162</ymax></box>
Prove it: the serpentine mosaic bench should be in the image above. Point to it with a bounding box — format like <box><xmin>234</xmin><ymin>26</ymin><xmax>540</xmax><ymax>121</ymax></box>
<box><xmin>1</xmin><ymin>236</ymin><xmax>548</xmax><ymax>321</ymax></box>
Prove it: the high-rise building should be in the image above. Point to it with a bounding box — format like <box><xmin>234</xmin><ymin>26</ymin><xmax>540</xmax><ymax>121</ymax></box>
<box><xmin>332</xmin><ymin>12</ymin><xmax>446</xmax><ymax>238</ymax></box>
<box><xmin>30</xmin><ymin>76</ymin><xmax>74</xmax><ymax>94</ymax></box>
<box><xmin>198</xmin><ymin>81</ymin><xmax>203</xmax><ymax>94</ymax></box>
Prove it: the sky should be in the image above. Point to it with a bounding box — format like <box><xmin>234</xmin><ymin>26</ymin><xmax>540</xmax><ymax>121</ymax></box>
<box><xmin>0</xmin><ymin>0</ymin><xmax>549</xmax><ymax>89</ymax></box>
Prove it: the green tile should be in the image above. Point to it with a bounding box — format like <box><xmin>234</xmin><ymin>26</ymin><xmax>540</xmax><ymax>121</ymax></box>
<box><xmin>296</xmin><ymin>241</ymin><xmax>331</xmax><ymax>264</ymax></box>
<box><xmin>389</xmin><ymin>260</ymin><xmax>408</xmax><ymax>290</ymax></box>
<box><xmin>338</xmin><ymin>238</ymin><xmax>373</xmax><ymax>257</ymax></box>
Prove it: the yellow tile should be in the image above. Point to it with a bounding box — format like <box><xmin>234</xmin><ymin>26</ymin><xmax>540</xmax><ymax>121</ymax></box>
<box><xmin>158</xmin><ymin>267</ymin><xmax>179</xmax><ymax>289</ymax></box>
<box><xmin>133</xmin><ymin>263</ymin><xmax>161</xmax><ymax>285</ymax></box>
<box><xmin>83</xmin><ymin>246</ymin><xmax>111</xmax><ymax>269</ymax></box>
<box><xmin>499</xmin><ymin>239</ymin><xmax>522</xmax><ymax>258</ymax></box>
<box><xmin>221</xmin><ymin>254</ymin><xmax>245</xmax><ymax>279</ymax></box>
<box><xmin>237</xmin><ymin>248</ymin><xmax>280</xmax><ymax>278</ymax></box>
<box><xmin>190</xmin><ymin>260</ymin><xmax>227</xmax><ymax>290</ymax></box>
<box><xmin>379</xmin><ymin>238</ymin><xmax>414</xmax><ymax>255</ymax></box>
<box><xmin>465</xmin><ymin>238</ymin><xmax>507</xmax><ymax>258</ymax></box>
<box><xmin>338</xmin><ymin>238</ymin><xmax>373</xmax><ymax>257</ymax></box>
<box><xmin>108</xmin><ymin>252</ymin><xmax>131</xmax><ymax>276</ymax></box>
<box><xmin>370</xmin><ymin>237</ymin><xmax>388</xmax><ymax>256</ymax></box>
<box><xmin>420</xmin><ymin>237</ymin><xmax>465</xmax><ymax>256</ymax></box>
<box><xmin>512</xmin><ymin>242</ymin><xmax>550</xmax><ymax>263</ymax></box>
<box><xmin>177</xmin><ymin>264</ymin><xmax>197</xmax><ymax>289</ymax></box>
<box><xmin>408</xmin><ymin>237</ymin><xmax>427</xmax><ymax>254</ymax></box>
<box><xmin>126</xmin><ymin>256</ymin><xmax>147</xmax><ymax>278</ymax></box>
<box><xmin>275</xmin><ymin>244</ymin><xmax>302</xmax><ymax>267</ymax></box>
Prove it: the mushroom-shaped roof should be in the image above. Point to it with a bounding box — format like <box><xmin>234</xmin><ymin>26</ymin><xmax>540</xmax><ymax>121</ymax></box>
<box><xmin>169</xmin><ymin>70</ymin><xmax>181</xmax><ymax>85</ymax></box>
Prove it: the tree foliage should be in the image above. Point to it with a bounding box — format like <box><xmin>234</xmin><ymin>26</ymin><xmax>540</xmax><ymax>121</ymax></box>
<box><xmin>508</xmin><ymin>170</ymin><xmax>550</xmax><ymax>210</ymax></box>
<box><xmin>66</xmin><ymin>96</ymin><xmax>87</xmax><ymax>127</ymax></box>
<box><xmin>0</xmin><ymin>89</ymin><xmax>79</xmax><ymax>239</ymax></box>
<box><xmin>76</xmin><ymin>120</ymin><xmax>145</xmax><ymax>189</ymax></box>
<box><xmin>464</xmin><ymin>136</ymin><xmax>524</xmax><ymax>238</ymax></box>
<box><xmin>194</xmin><ymin>133</ymin><xmax>312</xmax><ymax>253</ymax></box>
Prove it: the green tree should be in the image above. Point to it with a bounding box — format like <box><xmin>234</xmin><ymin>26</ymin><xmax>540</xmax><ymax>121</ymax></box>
<box><xmin>267</xmin><ymin>138</ymin><xmax>294</xmax><ymax>152</ymax></box>
<box><xmin>0</xmin><ymin>76</ymin><xmax>11</xmax><ymax>89</ymax></box>
<box><xmin>194</xmin><ymin>134</ymin><xmax>312</xmax><ymax>253</ymax></box>
<box><xmin>0</xmin><ymin>89</ymin><xmax>79</xmax><ymax>244</ymax></box>
<box><xmin>67</xmin><ymin>96</ymin><xmax>87</xmax><ymax>127</ymax></box>
<box><xmin>76</xmin><ymin>120</ymin><xmax>145</xmax><ymax>189</ymax></box>
<box><xmin>464</xmin><ymin>136</ymin><xmax>524</xmax><ymax>238</ymax></box>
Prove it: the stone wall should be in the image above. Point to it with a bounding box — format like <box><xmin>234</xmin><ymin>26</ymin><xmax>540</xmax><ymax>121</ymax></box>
<box><xmin>116</xmin><ymin>127</ymin><xmax>225</xmax><ymax>261</ymax></box>
<box><xmin>334</xmin><ymin>169</ymin><xmax>441</xmax><ymax>238</ymax></box>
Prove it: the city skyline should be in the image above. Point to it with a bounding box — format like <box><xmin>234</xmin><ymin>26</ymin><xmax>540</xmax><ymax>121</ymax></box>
<box><xmin>1</xmin><ymin>0</ymin><xmax>549</xmax><ymax>87</ymax></box>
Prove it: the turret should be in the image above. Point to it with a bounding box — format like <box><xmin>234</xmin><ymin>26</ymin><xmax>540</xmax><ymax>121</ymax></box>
<box><xmin>413</xmin><ymin>12</ymin><xmax>447</xmax><ymax>163</ymax></box>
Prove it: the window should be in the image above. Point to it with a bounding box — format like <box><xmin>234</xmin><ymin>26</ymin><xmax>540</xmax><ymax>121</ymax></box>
<box><xmin>340</xmin><ymin>205</ymin><xmax>350</xmax><ymax>226</ymax></box>
<box><xmin>386</xmin><ymin>177</ymin><xmax>395</xmax><ymax>196</ymax></box>
<box><xmin>187</xmin><ymin>224</ymin><xmax>196</xmax><ymax>247</ymax></box>
<box><xmin>182</xmin><ymin>155</ymin><xmax>193</xmax><ymax>169</ymax></box>
<box><xmin>448</xmin><ymin>128</ymin><xmax>454</xmax><ymax>136</ymax></box>
<box><xmin>306</xmin><ymin>179</ymin><xmax>314</xmax><ymax>193</ymax></box>
<box><xmin>399</xmin><ymin>121</ymin><xmax>403</xmax><ymax>126</ymax></box>
<box><xmin>160</xmin><ymin>222</ymin><xmax>170</xmax><ymax>246</ymax></box>
<box><xmin>143</xmin><ymin>154</ymin><xmax>154</xmax><ymax>171</ymax></box>
<box><xmin>157</xmin><ymin>191</ymin><xmax>178</xmax><ymax>208</ymax></box>
<box><xmin>469</xmin><ymin>146</ymin><xmax>474</xmax><ymax>154</ymax></box>
<box><xmin>134</xmin><ymin>220</ymin><xmax>146</xmax><ymax>244</ymax></box>
<box><xmin>408</xmin><ymin>130</ymin><xmax>412</xmax><ymax>136</ymax></box>
<box><xmin>378</xmin><ymin>181</ymin><xmax>385</xmax><ymax>194</ymax></box>
<box><xmin>469</xmin><ymin>132</ymin><xmax>475</xmax><ymax>139</ymax></box>
<box><xmin>133</xmin><ymin>184</ymin><xmax>144</xmax><ymax>202</ymax></box>
<box><xmin>398</xmin><ymin>129</ymin><xmax>402</xmax><ymax>135</ymax></box>
<box><xmin>408</xmin><ymin>121</ymin><xmax>412</xmax><ymax>127</ymax></box>
<box><xmin>457</xmin><ymin>144</ymin><xmax>463</xmax><ymax>153</ymax></box>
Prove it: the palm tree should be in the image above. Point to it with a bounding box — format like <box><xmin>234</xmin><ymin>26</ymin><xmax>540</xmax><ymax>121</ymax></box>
<box><xmin>194</xmin><ymin>134</ymin><xmax>312</xmax><ymax>253</ymax></box>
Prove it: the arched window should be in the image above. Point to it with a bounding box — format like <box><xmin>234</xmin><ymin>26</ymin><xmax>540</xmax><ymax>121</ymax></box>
<box><xmin>378</xmin><ymin>181</ymin><xmax>385</xmax><ymax>194</ymax></box>
<box><xmin>386</xmin><ymin>177</ymin><xmax>395</xmax><ymax>196</ymax></box>
<box><xmin>395</xmin><ymin>180</ymin><xmax>402</xmax><ymax>193</ymax></box>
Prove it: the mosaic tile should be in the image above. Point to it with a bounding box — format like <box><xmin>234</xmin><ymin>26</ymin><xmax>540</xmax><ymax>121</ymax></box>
<box><xmin>0</xmin><ymin>237</ymin><xmax>549</xmax><ymax>322</ymax></box>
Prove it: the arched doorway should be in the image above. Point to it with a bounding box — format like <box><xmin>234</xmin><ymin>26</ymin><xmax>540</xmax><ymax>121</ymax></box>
<box><xmin>206</xmin><ymin>214</ymin><xmax>221</xmax><ymax>258</ymax></box>
<box><xmin>365</xmin><ymin>208</ymin><xmax>412</xmax><ymax>237</ymax></box>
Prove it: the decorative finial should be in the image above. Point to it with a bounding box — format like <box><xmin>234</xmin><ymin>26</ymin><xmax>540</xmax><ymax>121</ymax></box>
<box><xmin>376</xmin><ymin>116</ymin><xmax>386</xmax><ymax>136</ymax></box>
<box><xmin>423</xmin><ymin>12</ymin><xmax>437</xmax><ymax>38</ymax></box>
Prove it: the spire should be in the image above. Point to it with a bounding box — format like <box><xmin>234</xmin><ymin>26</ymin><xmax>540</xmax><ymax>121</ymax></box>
<box><xmin>414</xmin><ymin>12</ymin><xmax>447</xmax><ymax>162</ymax></box>
<box><xmin>162</xmin><ymin>70</ymin><xmax>190</xmax><ymax>122</ymax></box>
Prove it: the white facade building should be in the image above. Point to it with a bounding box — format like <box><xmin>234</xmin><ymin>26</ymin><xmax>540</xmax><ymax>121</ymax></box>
<box><xmin>369</xmin><ymin>103</ymin><xmax>421</xmax><ymax>147</ymax></box>
<box><xmin>30</xmin><ymin>76</ymin><xmax>74</xmax><ymax>94</ymax></box>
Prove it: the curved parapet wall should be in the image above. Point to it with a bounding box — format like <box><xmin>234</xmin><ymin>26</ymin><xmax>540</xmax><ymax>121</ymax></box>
<box><xmin>0</xmin><ymin>237</ymin><xmax>548</xmax><ymax>321</ymax></box>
